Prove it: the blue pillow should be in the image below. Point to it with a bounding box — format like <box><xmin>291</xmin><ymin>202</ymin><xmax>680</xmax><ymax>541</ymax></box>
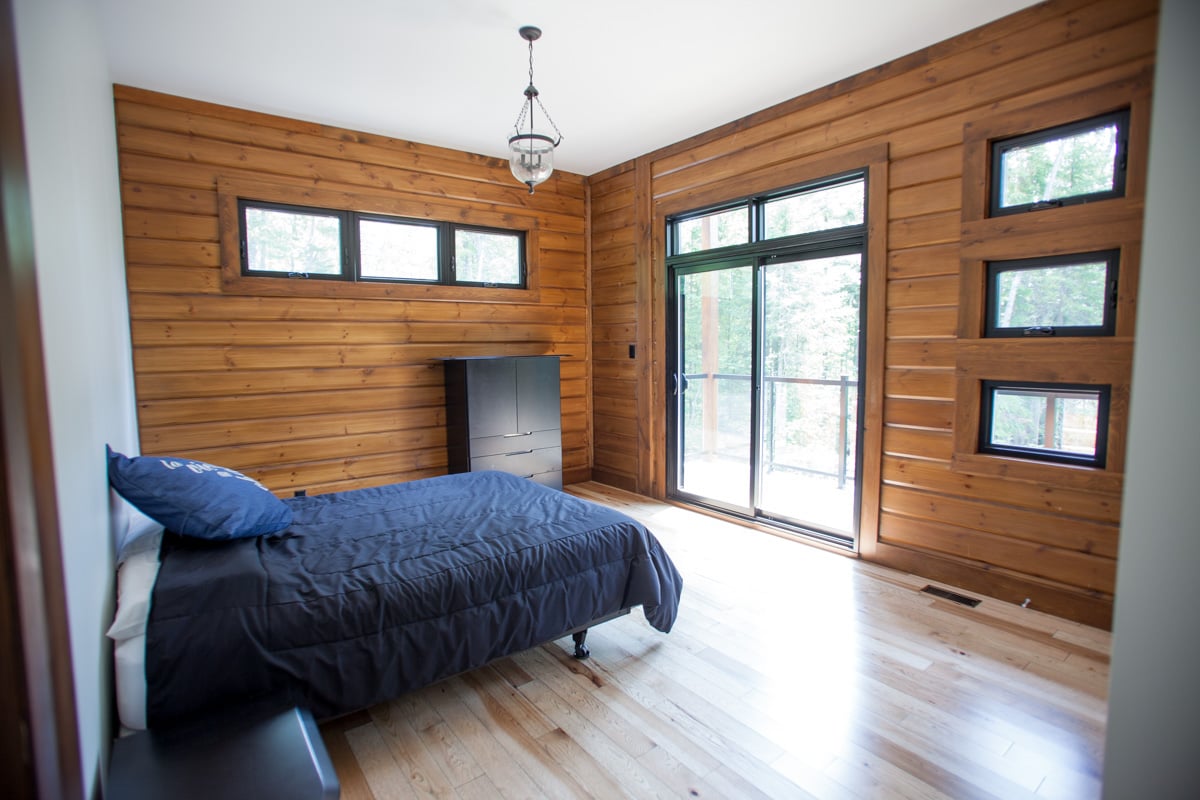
<box><xmin>107</xmin><ymin>446</ymin><xmax>292</xmax><ymax>540</ymax></box>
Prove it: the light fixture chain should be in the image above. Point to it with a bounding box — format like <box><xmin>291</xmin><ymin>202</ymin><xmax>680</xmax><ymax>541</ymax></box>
<box><xmin>528</xmin><ymin>36</ymin><xmax>536</xmax><ymax>137</ymax></box>
<box><xmin>523</xmin><ymin>31</ymin><xmax>561</xmax><ymax>144</ymax></box>
<box><xmin>512</xmin><ymin>100</ymin><xmax>529</xmax><ymax>137</ymax></box>
<box><xmin>535</xmin><ymin>95</ymin><xmax>563</xmax><ymax>144</ymax></box>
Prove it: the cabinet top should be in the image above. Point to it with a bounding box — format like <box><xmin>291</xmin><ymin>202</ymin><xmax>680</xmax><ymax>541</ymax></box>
<box><xmin>434</xmin><ymin>355</ymin><xmax>565</xmax><ymax>361</ymax></box>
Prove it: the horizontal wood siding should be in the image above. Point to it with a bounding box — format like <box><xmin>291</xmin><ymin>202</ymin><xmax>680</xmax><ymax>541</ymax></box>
<box><xmin>590</xmin><ymin>0</ymin><xmax>1156</xmax><ymax>627</ymax></box>
<box><xmin>587</xmin><ymin>165</ymin><xmax>640</xmax><ymax>491</ymax></box>
<box><xmin>116</xmin><ymin>86</ymin><xmax>590</xmax><ymax>495</ymax></box>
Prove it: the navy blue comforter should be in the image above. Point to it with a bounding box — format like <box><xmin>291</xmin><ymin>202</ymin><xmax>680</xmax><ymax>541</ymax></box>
<box><xmin>145</xmin><ymin>471</ymin><xmax>682</xmax><ymax>727</ymax></box>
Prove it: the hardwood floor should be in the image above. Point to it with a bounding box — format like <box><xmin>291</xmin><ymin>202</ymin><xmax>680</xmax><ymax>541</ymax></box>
<box><xmin>319</xmin><ymin>482</ymin><xmax>1110</xmax><ymax>799</ymax></box>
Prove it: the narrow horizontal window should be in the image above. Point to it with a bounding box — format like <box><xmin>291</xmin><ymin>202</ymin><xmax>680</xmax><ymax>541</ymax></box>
<box><xmin>672</xmin><ymin>206</ymin><xmax>750</xmax><ymax>255</ymax></box>
<box><xmin>454</xmin><ymin>228</ymin><xmax>523</xmax><ymax>286</ymax></box>
<box><xmin>980</xmin><ymin>381</ymin><xmax>1109</xmax><ymax>467</ymax></box>
<box><xmin>238</xmin><ymin>199</ymin><xmax>524</xmax><ymax>288</ymax></box>
<box><xmin>358</xmin><ymin>216</ymin><xmax>439</xmax><ymax>282</ymax></box>
<box><xmin>990</xmin><ymin>109</ymin><xmax>1129</xmax><ymax>216</ymax></box>
<box><xmin>668</xmin><ymin>171</ymin><xmax>867</xmax><ymax>258</ymax></box>
<box><xmin>763</xmin><ymin>178</ymin><xmax>865</xmax><ymax>239</ymax></box>
<box><xmin>240</xmin><ymin>201</ymin><xmax>345</xmax><ymax>278</ymax></box>
<box><xmin>985</xmin><ymin>250</ymin><xmax>1118</xmax><ymax>338</ymax></box>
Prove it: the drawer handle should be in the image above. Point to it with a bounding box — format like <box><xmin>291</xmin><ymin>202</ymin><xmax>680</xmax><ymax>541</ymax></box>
<box><xmin>506</xmin><ymin>450</ymin><xmax>534</xmax><ymax>456</ymax></box>
<box><xmin>503</xmin><ymin>432</ymin><xmax>534</xmax><ymax>438</ymax></box>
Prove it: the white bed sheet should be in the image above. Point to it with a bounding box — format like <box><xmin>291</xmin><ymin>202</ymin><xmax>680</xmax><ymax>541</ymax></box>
<box><xmin>107</xmin><ymin>520</ymin><xmax>162</xmax><ymax>731</ymax></box>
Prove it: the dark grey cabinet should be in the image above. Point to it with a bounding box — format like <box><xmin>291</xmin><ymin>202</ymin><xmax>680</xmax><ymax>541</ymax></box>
<box><xmin>444</xmin><ymin>356</ymin><xmax>562</xmax><ymax>489</ymax></box>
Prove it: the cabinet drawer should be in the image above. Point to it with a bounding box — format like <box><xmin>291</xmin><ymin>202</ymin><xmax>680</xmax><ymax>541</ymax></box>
<box><xmin>528</xmin><ymin>470</ymin><xmax>563</xmax><ymax>490</ymax></box>
<box><xmin>472</xmin><ymin>446</ymin><xmax>562</xmax><ymax>478</ymax></box>
<box><xmin>469</xmin><ymin>428</ymin><xmax>560</xmax><ymax>458</ymax></box>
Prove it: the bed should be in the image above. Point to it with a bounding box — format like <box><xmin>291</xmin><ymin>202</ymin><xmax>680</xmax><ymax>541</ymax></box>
<box><xmin>106</xmin><ymin>452</ymin><xmax>682</xmax><ymax>731</ymax></box>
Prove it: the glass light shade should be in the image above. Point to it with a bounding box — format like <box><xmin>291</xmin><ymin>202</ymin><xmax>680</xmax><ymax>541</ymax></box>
<box><xmin>508</xmin><ymin>133</ymin><xmax>556</xmax><ymax>192</ymax></box>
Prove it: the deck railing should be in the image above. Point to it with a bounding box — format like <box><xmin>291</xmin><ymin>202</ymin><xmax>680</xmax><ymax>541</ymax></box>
<box><xmin>682</xmin><ymin>372</ymin><xmax>858</xmax><ymax>488</ymax></box>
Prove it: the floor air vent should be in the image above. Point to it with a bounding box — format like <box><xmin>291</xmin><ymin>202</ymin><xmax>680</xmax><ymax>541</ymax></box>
<box><xmin>920</xmin><ymin>585</ymin><xmax>981</xmax><ymax>607</ymax></box>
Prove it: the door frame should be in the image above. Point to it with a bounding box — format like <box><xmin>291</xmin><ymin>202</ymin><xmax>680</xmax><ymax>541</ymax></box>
<box><xmin>648</xmin><ymin>142</ymin><xmax>889</xmax><ymax>553</ymax></box>
<box><xmin>0</xmin><ymin>0</ymin><xmax>83</xmax><ymax>795</ymax></box>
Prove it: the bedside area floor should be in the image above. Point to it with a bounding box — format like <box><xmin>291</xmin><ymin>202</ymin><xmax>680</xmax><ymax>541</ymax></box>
<box><xmin>320</xmin><ymin>481</ymin><xmax>1110</xmax><ymax>800</ymax></box>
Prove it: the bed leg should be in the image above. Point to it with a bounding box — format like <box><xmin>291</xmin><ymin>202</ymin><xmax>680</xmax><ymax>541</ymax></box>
<box><xmin>572</xmin><ymin>630</ymin><xmax>590</xmax><ymax>660</ymax></box>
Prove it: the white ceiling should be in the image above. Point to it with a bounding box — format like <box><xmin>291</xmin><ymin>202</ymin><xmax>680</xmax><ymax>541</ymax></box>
<box><xmin>97</xmin><ymin>0</ymin><xmax>1040</xmax><ymax>176</ymax></box>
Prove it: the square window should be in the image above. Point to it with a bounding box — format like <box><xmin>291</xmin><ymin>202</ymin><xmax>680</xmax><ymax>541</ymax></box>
<box><xmin>980</xmin><ymin>381</ymin><xmax>1109</xmax><ymax>467</ymax></box>
<box><xmin>241</xmin><ymin>201</ymin><xmax>344</xmax><ymax>277</ymax></box>
<box><xmin>985</xmin><ymin>250</ymin><xmax>1118</xmax><ymax>337</ymax></box>
<box><xmin>763</xmin><ymin>178</ymin><xmax>865</xmax><ymax>239</ymax></box>
<box><xmin>453</xmin><ymin>228</ymin><xmax>523</xmax><ymax>286</ymax></box>
<box><xmin>358</xmin><ymin>217</ymin><xmax>439</xmax><ymax>282</ymax></box>
<box><xmin>990</xmin><ymin>109</ymin><xmax>1129</xmax><ymax>216</ymax></box>
<box><xmin>672</xmin><ymin>206</ymin><xmax>750</xmax><ymax>255</ymax></box>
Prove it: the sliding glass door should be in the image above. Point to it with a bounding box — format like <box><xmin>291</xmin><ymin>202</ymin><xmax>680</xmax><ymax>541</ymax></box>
<box><xmin>676</xmin><ymin>264</ymin><xmax>755</xmax><ymax>513</ymax></box>
<box><xmin>667</xmin><ymin>173</ymin><xmax>867</xmax><ymax>545</ymax></box>
<box><xmin>758</xmin><ymin>250</ymin><xmax>861</xmax><ymax>534</ymax></box>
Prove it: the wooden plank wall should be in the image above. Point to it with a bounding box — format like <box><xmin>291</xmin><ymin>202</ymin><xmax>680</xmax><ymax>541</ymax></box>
<box><xmin>588</xmin><ymin>0</ymin><xmax>1157</xmax><ymax>627</ymax></box>
<box><xmin>115</xmin><ymin>86</ymin><xmax>591</xmax><ymax>495</ymax></box>
<box><xmin>589</xmin><ymin>164</ymin><xmax>640</xmax><ymax>490</ymax></box>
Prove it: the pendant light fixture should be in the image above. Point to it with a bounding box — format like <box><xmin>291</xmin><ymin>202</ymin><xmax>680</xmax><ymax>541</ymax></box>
<box><xmin>508</xmin><ymin>25</ymin><xmax>563</xmax><ymax>194</ymax></box>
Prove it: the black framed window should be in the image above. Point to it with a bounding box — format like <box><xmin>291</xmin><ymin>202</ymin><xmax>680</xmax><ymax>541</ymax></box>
<box><xmin>980</xmin><ymin>380</ymin><xmax>1109</xmax><ymax>467</ymax></box>
<box><xmin>671</xmin><ymin>204</ymin><xmax>750</xmax><ymax>255</ymax></box>
<box><xmin>357</xmin><ymin>214</ymin><xmax>439</xmax><ymax>282</ymax></box>
<box><xmin>241</xmin><ymin>201</ymin><xmax>346</xmax><ymax>278</ymax></box>
<box><xmin>762</xmin><ymin>178</ymin><xmax>865</xmax><ymax>239</ymax></box>
<box><xmin>238</xmin><ymin>199</ymin><xmax>525</xmax><ymax>288</ymax></box>
<box><xmin>985</xmin><ymin>250</ymin><xmax>1119</xmax><ymax>338</ymax></box>
<box><xmin>667</xmin><ymin>174</ymin><xmax>865</xmax><ymax>257</ymax></box>
<box><xmin>453</xmin><ymin>227</ymin><xmax>523</xmax><ymax>285</ymax></box>
<box><xmin>990</xmin><ymin>109</ymin><xmax>1129</xmax><ymax>216</ymax></box>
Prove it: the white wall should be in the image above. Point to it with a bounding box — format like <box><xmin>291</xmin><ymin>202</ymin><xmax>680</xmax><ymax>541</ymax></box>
<box><xmin>1102</xmin><ymin>0</ymin><xmax>1200</xmax><ymax>796</ymax></box>
<box><xmin>12</xmin><ymin>0</ymin><xmax>139</xmax><ymax>795</ymax></box>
